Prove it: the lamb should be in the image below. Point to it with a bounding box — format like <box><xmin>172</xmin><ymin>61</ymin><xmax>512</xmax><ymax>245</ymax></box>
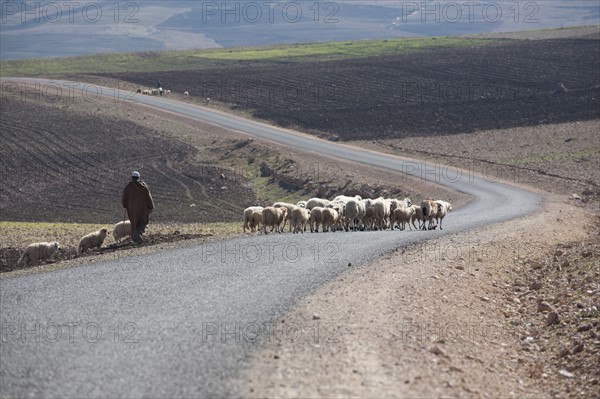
<box><xmin>435</xmin><ymin>200</ymin><xmax>453</xmax><ymax>230</ymax></box>
<box><xmin>273</xmin><ymin>202</ymin><xmax>296</xmax><ymax>232</ymax></box>
<box><xmin>321</xmin><ymin>208</ymin><xmax>339</xmax><ymax>232</ymax></box>
<box><xmin>262</xmin><ymin>206</ymin><xmax>287</xmax><ymax>234</ymax></box>
<box><xmin>391</xmin><ymin>207</ymin><xmax>415</xmax><ymax>231</ymax></box>
<box><xmin>78</xmin><ymin>228</ymin><xmax>109</xmax><ymax>254</ymax></box>
<box><xmin>243</xmin><ymin>206</ymin><xmax>263</xmax><ymax>233</ymax></box>
<box><xmin>306</xmin><ymin>197</ymin><xmax>330</xmax><ymax>210</ymax></box>
<box><xmin>326</xmin><ymin>201</ymin><xmax>345</xmax><ymax>230</ymax></box>
<box><xmin>290</xmin><ymin>206</ymin><xmax>310</xmax><ymax>234</ymax></box>
<box><xmin>309</xmin><ymin>207</ymin><xmax>325</xmax><ymax>232</ymax></box>
<box><xmin>249</xmin><ymin>210</ymin><xmax>263</xmax><ymax>232</ymax></box>
<box><xmin>421</xmin><ymin>200</ymin><xmax>438</xmax><ymax>230</ymax></box>
<box><xmin>18</xmin><ymin>242</ymin><xmax>61</xmax><ymax>266</ymax></box>
<box><xmin>113</xmin><ymin>220</ymin><xmax>132</xmax><ymax>243</ymax></box>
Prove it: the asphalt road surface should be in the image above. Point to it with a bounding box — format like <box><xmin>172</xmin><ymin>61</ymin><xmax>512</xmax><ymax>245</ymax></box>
<box><xmin>1</xmin><ymin>79</ymin><xmax>542</xmax><ymax>398</ymax></box>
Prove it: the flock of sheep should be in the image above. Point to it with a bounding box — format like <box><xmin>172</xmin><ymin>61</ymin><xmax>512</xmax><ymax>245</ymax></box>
<box><xmin>135</xmin><ymin>87</ymin><xmax>191</xmax><ymax>97</ymax></box>
<box><xmin>16</xmin><ymin>221</ymin><xmax>132</xmax><ymax>267</ymax></box>
<box><xmin>15</xmin><ymin>196</ymin><xmax>453</xmax><ymax>267</ymax></box>
<box><xmin>243</xmin><ymin>195</ymin><xmax>453</xmax><ymax>235</ymax></box>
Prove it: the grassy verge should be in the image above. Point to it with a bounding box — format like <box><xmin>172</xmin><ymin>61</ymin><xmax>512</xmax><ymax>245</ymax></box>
<box><xmin>0</xmin><ymin>36</ymin><xmax>501</xmax><ymax>76</ymax></box>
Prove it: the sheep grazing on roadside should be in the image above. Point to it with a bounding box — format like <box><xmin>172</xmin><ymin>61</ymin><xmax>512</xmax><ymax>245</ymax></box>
<box><xmin>78</xmin><ymin>228</ymin><xmax>109</xmax><ymax>254</ymax></box>
<box><xmin>273</xmin><ymin>202</ymin><xmax>296</xmax><ymax>232</ymax></box>
<box><xmin>243</xmin><ymin>206</ymin><xmax>263</xmax><ymax>233</ymax></box>
<box><xmin>321</xmin><ymin>208</ymin><xmax>339</xmax><ymax>232</ymax></box>
<box><xmin>309</xmin><ymin>207</ymin><xmax>325</xmax><ymax>232</ymax></box>
<box><xmin>249</xmin><ymin>210</ymin><xmax>263</xmax><ymax>232</ymax></box>
<box><xmin>18</xmin><ymin>242</ymin><xmax>61</xmax><ymax>266</ymax></box>
<box><xmin>184</xmin><ymin>91</ymin><xmax>190</xmax><ymax>96</ymax></box>
<box><xmin>291</xmin><ymin>206</ymin><xmax>310</xmax><ymax>234</ymax></box>
<box><xmin>391</xmin><ymin>207</ymin><xmax>415</xmax><ymax>231</ymax></box>
<box><xmin>435</xmin><ymin>200</ymin><xmax>453</xmax><ymax>230</ymax></box>
<box><xmin>262</xmin><ymin>206</ymin><xmax>287</xmax><ymax>234</ymax></box>
<box><xmin>113</xmin><ymin>220</ymin><xmax>132</xmax><ymax>243</ymax></box>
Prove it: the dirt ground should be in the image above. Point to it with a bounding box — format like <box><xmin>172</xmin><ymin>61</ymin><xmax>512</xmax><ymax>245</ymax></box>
<box><xmin>237</xmin><ymin>194</ymin><xmax>599</xmax><ymax>398</ymax></box>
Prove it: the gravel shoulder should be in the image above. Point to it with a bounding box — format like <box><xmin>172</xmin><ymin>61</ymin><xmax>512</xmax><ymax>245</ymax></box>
<box><xmin>237</xmin><ymin>194</ymin><xmax>599</xmax><ymax>398</ymax></box>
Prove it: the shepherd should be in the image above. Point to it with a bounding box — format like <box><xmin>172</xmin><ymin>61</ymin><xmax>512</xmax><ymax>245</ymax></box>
<box><xmin>121</xmin><ymin>171</ymin><xmax>154</xmax><ymax>244</ymax></box>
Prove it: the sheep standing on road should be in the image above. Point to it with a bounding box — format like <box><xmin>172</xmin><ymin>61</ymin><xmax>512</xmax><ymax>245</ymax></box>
<box><xmin>409</xmin><ymin>204</ymin><xmax>423</xmax><ymax>230</ymax></box>
<box><xmin>421</xmin><ymin>200</ymin><xmax>438</xmax><ymax>230</ymax></box>
<box><xmin>306</xmin><ymin>198</ymin><xmax>330</xmax><ymax>210</ymax></box>
<box><xmin>321</xmin><ymin>208</ymin><xmax>339</xmax><ymax>232</ymax></box>
<box><xmin>391</xmin><ymin>207</ymin><xmax>415</xmax><ymax>231</ymax></box>
<box><xmin>18</xmin><ymin>242</ymin><xmax>61</xmax><ymax>266</ymax></box>
<box><xmin>78</xmin><ymin>228</ymin><xmax>109</xmax><ymax>254</ymax></box>
<box><xmin>262</xmin><ymin>207</ymin><xmax>287</xmax><ymax>234</ymax></box>
<box><xmin>435</xmin><ymin>200</ymin><xmax>453</xmax><ymax>230</ymax></box>
<box><xmin>113</xmin><ymin>221</ymin><xmax>131</xmax><ymax>243</ymax></box>
<box><xmin>249</xmin><ymin>210</ymin><xmax>263</xmax><ymax>232</ymax></box>
<box><xmin>243</xmin><ymin>206</ymin><xmax>263</xmax><ymax>233</ymax></box>
<box><xmin>291</xmin><ymin>206</ymin><xmax>310</xmax><ymax>234</ymax></box>
<box><xmin>274</xmin><ymin>202</ymin><xmax>296</xmax><ymax>232</ymax></box>
<box><xmin>309</xmin><ymin>207</ymin><xmax>325</xmax><ymax>232</ymax></box>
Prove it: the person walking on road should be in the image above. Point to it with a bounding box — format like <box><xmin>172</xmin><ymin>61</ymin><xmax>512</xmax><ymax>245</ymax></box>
<box><xmin>121</xmin><ymin>171</ymin><xmax>154</xmax><ymax>244</ymax></box>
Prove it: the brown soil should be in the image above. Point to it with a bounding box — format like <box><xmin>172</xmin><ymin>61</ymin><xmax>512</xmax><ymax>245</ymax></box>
<box><xmin>237</xmin><ymin>196</ymin><xmax>599</xmax><ymax>398</ymax></box>
<box><xmin>98</xmin><ymin>37</ymin><xmax>600</xmax><ymax>142</ymax></box>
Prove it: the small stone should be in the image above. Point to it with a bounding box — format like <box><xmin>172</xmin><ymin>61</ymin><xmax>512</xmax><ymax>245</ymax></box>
<box><xmin>429</xmin><ymin>346</ymin><xmax>449</xmax><ymax>358</ymax></box>
<box><xmin>480</xmin><ymin>296</ymin><xmax>490</xmax><ymax>302</ymax></box>
<box><xmin>559</xmin><ymin>347</ymin><xmax>571</xmax><ymax>357</ymax></box>
<box><xmin>537</xmin><ymin>299</ymin><xmax>554</xmax><ymax>313</ymax></box>
<box><xmin>546</xmin><ymin>311</ymin><xmax>559</xmax><ymax>326</ymax></box>
<box><xmin>561</xmin><ymin>259</ymin><xmax>570</xmax><ymax>268</ymax></box>
<box><xmin>575</xmin><ymin>302</ymin><xmax>584</xmax><ymax>309</ymax></box>
<box><xmin>559</xmin><ymin>369</ymin><xmax>575</xmax><ymax>378</ymax></box>
<box><xmin>582</xmin><ymin>251</ymin><xmax>593</xmax><ymax>258</ymax></box>
<box><xmin>577</xmin><ymin>324</ymin><xmax>592</xmax><ymax>332</ymax></box>
<box><xmin>530</xmin><ymin>261</ymin><xmax>543</xmax><ymax>270</ymax></box>
<box><xmin>348</xmin><ymin>262</ymin><xmax>352</xmax><ymax>267</ymax></box>
<box><xmin>477</xmin><ymin>258</ymin><xmax>483</xmax><ymax>262</ymax></box>
<box><xmin>529</xmin><ymin>281</ymin><xmax>543</xmax><ymax>291</ymax></box>
<box><xmin>273</xmin><ymin>354</ymin><xmax>280</xmax><ymax>359</ymax></box>
<box><xmin>554</xmin><ymin>249</ymin><xmax>564</xmax><ymax>257</ymax></box>
<box><xmin>455</xmin><ymin>265</ymin><xmax>465</xmax><ymax>270</ymax></box>
<box><xmin>312</xmin><ymin>314</ymin><xmax>321</xmax><ymax>320</ymax></box>
<box><xmin>571</xmin><ymin>194</ymin><xmax>581</xmax><ymax>200</ymax></box>
<box><xmin>573</xmin><ymin>343</ymin><xmax>584</xmax><ymax>354</ymax></box>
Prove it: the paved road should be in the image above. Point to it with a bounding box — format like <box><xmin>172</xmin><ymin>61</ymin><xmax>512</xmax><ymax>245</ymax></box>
<box><xmin>1</xmin><ymin>79</ymin><xmax>542</xmax><ymax>398</ymax></box>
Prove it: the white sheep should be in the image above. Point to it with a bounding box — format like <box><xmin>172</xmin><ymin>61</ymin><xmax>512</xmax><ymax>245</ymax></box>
<box><xmin>113</xmin><ymin>220</ymin><xmax>131</xmax><ymax>243</ymax></box>
<box><xmin>309</xmin><ymin>207</ymin><xmax>325</xmax><ymax>232</ymax></box>
<box><xmin>435</xmin><ymin>200</ymin><xmax>453</xmax><ymax>230</ymax></box>
<box><xmin>273</xmin><ymin>202</ymin><xmax>296</xmax><ymax>232</ymax></box>
<box><xmin>78</xmin><ymin>228</ymin><xmax>109</xmax><ymax>254</ymax></box>
<box><xmin>184</xmin><ymin>91</ymin><xmax>190</xmax><ymax>96</ymax></box>
<box><xmin>262</xmin><ymin>206</ymin><xmax>287</xmax><ymax>234</ymax></box>
<box><xmin>421</xmin><ymin>200</ymin><xmax>438</xmax><ymax>230</ymax></box>
<box><xmin>409</xmin><ymin>204</ymin><xmax>423</xmax><ymax>230</ymax></box>
<box><xmin>165</xmin><ymin>89</ymin><xmax>171</xmax><ymax>95</ymax></box>
<box><xmin>373</xmin><ymin>198</ymin><xmax>392</xmax><ymax>230</ymax></box>
<box><xmin>306</xmin><ymin>197</ymin><xmax>330</xmax><ymax>210</ymax></box>
<box><xmin>391</xmin><ymin>207</ymin><xmax>415</xmax><ymax>231</ymax></box>
<box><xmin>142</xmin><ymin>89</ymin><xmax>150</xmax><ymax>95</ymax></box>
<box><xmin>290</xmin><ymin>206</ymin><xmax>310</xmax><ymax>234</ymax></box>
<box><xmin>243</xmin><ymin>206</ymin><xmax>263</xmax><ymax>233</ymax></box>
<box><xmin>344</xmin><ymin>198</ymin><xmax>365</xmax><ymax>231</ymax></box>
<box><xmin>321</xmin><ymin>208</ymin><xmax>339</xmax><ymax>232</ymax></box>
<box><xmin>18</xmin><ymin>242</ymin><xmax>61</xmax><ymax>266</ymax></box>
<box><xmin>151</xmin><ymin>88</ymin><xmax>160</xmax><ymax>96</ymax></box>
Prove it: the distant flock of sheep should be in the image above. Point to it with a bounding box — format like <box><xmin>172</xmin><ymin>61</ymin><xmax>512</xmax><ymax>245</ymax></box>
<box><xmin>17</xmin><ymin>221</ymin><xmax>132</xmax><ymax>267</ymax></box>
<box><xmin>135</xmin><ymin>87</ymin><xmax>193</xmax><ymax>97</ymax></box>
<box><xmin>243</xmin><ymin>195</ymin><xmax>453</xmax><ymax>235</ymax></box>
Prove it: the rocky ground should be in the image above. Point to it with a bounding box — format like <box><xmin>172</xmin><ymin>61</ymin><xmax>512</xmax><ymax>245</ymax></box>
<box><xmin>237</xmin><ymin>195</ymin><xmax>599</xmax><ymax>398</ymax></box>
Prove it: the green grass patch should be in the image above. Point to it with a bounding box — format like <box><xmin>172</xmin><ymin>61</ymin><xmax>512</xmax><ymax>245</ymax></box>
<box><xmin>0</xmin><ymin>36</ymin><xmax>503</xmax><ymax>77</ymax></box>
<box><xmin>507</xmin><ymin>149</ymin><xmax>600</xmax><ymax>166</ymax></box>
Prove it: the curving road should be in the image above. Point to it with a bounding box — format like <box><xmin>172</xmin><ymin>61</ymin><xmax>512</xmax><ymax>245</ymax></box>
<box><xmin>0</xmin><ymin>78</ymin><xmax>542</xmax><ymax>398</ymax></box>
